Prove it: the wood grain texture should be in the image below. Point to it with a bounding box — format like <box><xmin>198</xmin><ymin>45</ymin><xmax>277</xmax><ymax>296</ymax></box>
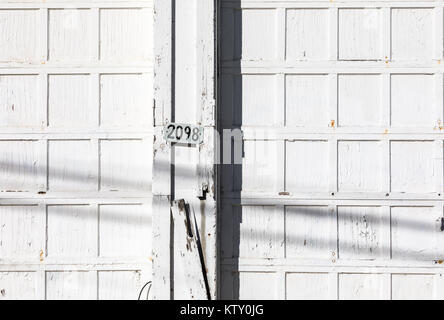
<box><xmin>0</xmin><ymin>2</ymin><xmax>154</xmax><ymax>300</ymax></box>
<box><xmin>220</xmin><ymin>0</ymin><xmax>444</xmax><ymax>300</ymax></box>
<box><xmin>0</xmin><ymin>10</ymin><xmax>40</xmax><ymax>63</ymax></box>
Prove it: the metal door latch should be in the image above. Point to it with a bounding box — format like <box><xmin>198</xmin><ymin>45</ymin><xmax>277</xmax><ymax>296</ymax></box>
<box><xmin>197</xmin><ymin>183</ymin><xmax>209</xmax><ymax>200</ymax></box>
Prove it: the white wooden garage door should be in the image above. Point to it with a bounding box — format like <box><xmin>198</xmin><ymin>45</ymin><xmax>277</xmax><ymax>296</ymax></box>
<box><xmin>0</xmin><ymin>1</ymin><xmax>153</xmax><ymax>300</ymax></box>
<box><xmin>220</xmin><ymin>0</ymin><xmax>444</xmax><ymax>300</ymax></box>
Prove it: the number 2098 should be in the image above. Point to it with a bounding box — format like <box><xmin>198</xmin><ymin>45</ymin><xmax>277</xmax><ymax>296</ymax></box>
<box><xmin>164</xmin><ymin>123</ymin><xmax>203</xmax><ymax>145</ymax></box>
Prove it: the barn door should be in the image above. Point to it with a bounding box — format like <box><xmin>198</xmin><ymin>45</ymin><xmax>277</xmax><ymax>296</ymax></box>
<box><xmin>219</xmin><ymin>0</ymin><xmax>444</xmax><ymax>300</ymax></box>
<box><xmin>0</xmin><ymin>2</ymin><xmax>153</xmax><ymax>299</ymax></box>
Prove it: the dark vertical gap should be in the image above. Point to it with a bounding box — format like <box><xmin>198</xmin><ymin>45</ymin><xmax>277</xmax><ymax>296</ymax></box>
<box><xmin>218</xmin><ymin>0</ymin><xmax>242</xmax><ymax>300</ymax></box>
<box><xmin>170</xmin><ymin>206</ymin><xmax>175</xmax><ymax>300</ymax></box>
<box><xmin>171</xmin><ymin>0</ymin><xmax>176</xmax><ymax>125</ymax></box>
<box><xmin>170</xmin><ymin>0</ymin><xmax>176</xmax><ymax>300</ymax></box>
<box><xmin>214</xmin><ymin>0</ymin><xmax>221</xmax><ymax>300</ymax></box>
<box><xmin>170</xmin><ymin>0</ymin><xmax>176</xmax><ymax>200</ymax></box>
<box><xmin>233</xmin><ymin>1</ymin><xmax>242</xmax><ymax>301</ymax></box>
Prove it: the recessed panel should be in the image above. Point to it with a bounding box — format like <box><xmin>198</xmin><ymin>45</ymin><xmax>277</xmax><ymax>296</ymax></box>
<box><xmin>392</xmin><ymin>9</ymin><xmax>433</xmax><ymax>61</ymax></box>
<box><xmin>48</xmin><ymin>74</ymin><xmax>94</xmax><ymax>127</ymax></box>
<box><xmin>391</xmin><ymin>207</ymin><xmax>441</xmax><ymax>261</ymax></box>
<box><xmin>98</xmin><ymin>271</ymin><xmax>141</xmax><ymax>300</ymax></box>
<box><xmin>46</xmin><ymin>271</ymin><xmax>96</xmax><ymax>300</ymax></box>
<box><xmin>286</xmin><ymin>141</ymin><xmax>329</xmax><ymax>192</ymax></box>
<box><xmin>286</xmin><ymin>273</ymin><xmax>332</xmax><ymax>300</ymax></box>
<box><xmin>0</xmin><ymin>272</ymin><xmax>38</xmax><ymax>300</ymax></box>
<box><xmin>0</xmin><ymin>10</ymin><xmax>39</xmax><ymax>62</ymax></box>
<box><xmin>47</xmin><ymin>205</ymin><xmax>97</xmax><ymax>257</ymax></box>
<box><xmin>100</xmin><ymin>139</ymin><xmax>152</xmax><ymax>192</ymax></box>
<box><xmin>338</xmin><ymin>206</ymin><xmax>387</xmax><ymax>260</ymax></box>
<box><xmin>99</xmin><ymin>204</ymin><xmax>151</xmax><ymax>257</ymax></box>
<box><xmin>0</xmin><ymin>206</ymin><xmax>43</xmax><ymax>260</ymax></box>
<box><xmin>390</xmin><ymin>141</ymin><xmax>435</xmax><ymax>193</ymax></box>
<box><xmin>100</xmin><ymin>74</ymin><xmax>152</xmax><ymax>127</ymax></box>
<box><xmin>285</xmin><ymin>206</ymin><xmax>334</xmax><ymax>259</ymax></box>
<box><xmin>242</xmin><ymin>141</ymin><xmax>281</xmax><ymax>192</ymax></box>
<box><xmin>48</xmin><ymin>140</ymin><xmax>97</xmax><ymax>192</ymax></box>
<box><xmin>0</xmin><ymin>75</ymin><xmax>40</xmax><ymax>127</ymax></box>
<box><xmin>338</xmin><ymin>141</ymin><xmax>383</xmax><ymax>192</ymax></box>
<box><xmin>48</xmin><ymin>9</ymin><xmax>92</xmax><ymax>61</ymax></box>
<box><xmin>238</xmin><ymin>9</ymin><xmax>276</xmax><ymax>60</ymax></box>
<box><xmin>391</xmin><ymin>74</ymin><xmax>434</xmax><ymax>127</ymax></box>
<box><xmin>339</xmin><ymin>9</ymin><xmax>382</xmax><ymax>60</ymax></box>
<box><xmin>285</xmin><ymin>75</ymin><xmax>329</xmax><ymax>127</ymax></box>
<box><xmin>238</xmin><ymin>75</ymin><xmax>277</xmax><ymax>126</ymax></box>
<box><xmin>338</xmin><ymin>74</ymin><xmax>381</xmax><ymax>127</ymax></box>
<box><xmin>392</xmin><ymin>274</ymin><xmax>436</xmax><ymax>300</ymax></box>
<box><xmin>239</xmin><ymin>272</ymin><xmax>277</xmax><ymax>300</ymax></box>
<box><xmin>100</xmin><ymin>8</ymin><xmax>152</xmax><ymax>61</ymax></box>
<box><xmin>286</xmin><ymin>9</ymin><xmax>329</xmax><ymax>60</ymax></box>
<box><xmin>339</xmin><ymin>273</ymin><xmax>389</xmax><ymax>300</ymax></box>
<box><xmin>0</xmin><ymin>141</ymin><xmax>41</xmax><ymax>192</ymax></box>
<box><xmin>237</xmin><ymin>206</ymin><xmax>284</xmax><ymax>259</ymax></box>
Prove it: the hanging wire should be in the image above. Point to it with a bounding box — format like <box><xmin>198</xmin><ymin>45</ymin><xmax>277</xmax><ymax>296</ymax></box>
<box><xmin>138</xmin><ymin>281</ymin><xmax>152</xmax><ymax>300</ymax></box>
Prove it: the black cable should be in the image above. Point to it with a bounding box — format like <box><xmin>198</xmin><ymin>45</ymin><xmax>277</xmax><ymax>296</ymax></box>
<box><xmin>138</xmin><ymin>281</ymin><xmax>152</xmax><ymax>300</ymax></box>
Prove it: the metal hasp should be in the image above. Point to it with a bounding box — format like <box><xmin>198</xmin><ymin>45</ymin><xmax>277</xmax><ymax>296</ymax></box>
<box><xmin>171</xmin><ymin>199</ymin><xmax>211</xmax><ymax>300</ymax></box>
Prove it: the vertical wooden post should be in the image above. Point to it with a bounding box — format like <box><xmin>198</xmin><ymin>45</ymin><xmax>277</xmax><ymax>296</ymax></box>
<box><xmin>152</xmin><ymin>0</ymin><xmax>173</xmax><ymax>300</ymax></box>
<box><xmin>195</xmin><ymin>0</ymin><xmax>218</xmax><ymax>300</ymax></box>
<box><xmin>152</xmin><ymin>0</ymin><xmax>217</xmax><ymax>300</ymax></box>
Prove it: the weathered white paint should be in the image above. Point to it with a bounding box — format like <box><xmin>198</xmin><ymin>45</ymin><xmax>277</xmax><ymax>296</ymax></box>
<box><xmin>172</xmin><ymin>200</ymin><xmax>208</xmax><ymax>300</ymax></box>
<box><xmin>285</xmin><ymin>75</ymin><xmax>329</xmax><ymax>127</ymax></box>
<box><xmin>285</xmin><ymin>206</ymin><xmax>335</xmax><ymax>259</ymax></box>
<box><xmin>286</xmin><ymin>273</ymin><xmax>334</xmax><ymax>300</ymax></box>
<box><xmin>0</xmin><ymin>9</ymin><xmax>40</xmax><ymax>63</ymax></box>
<box><xmin>98</xmin><ymin>270</ymin><xmax>143</xmax><ymax>300</ymax></box>
<box><xmin>0</xmin><ymin>75</ymin><xmax>41</xmax><ymax>127</ymax></box>
<box><xmin>338</xmin><ymin>273</ymin><xmax>390</xmax><ymax>300</ymax></box>
<box><xmin>286</xmin><ymin>9</ymin><xmax>329</xmax><ymax>61</ymax></box>
<box><xmin>152</xmin><ymin>0</ymin><xmax>172</xmax><ymax>300</ymax></box>
<box><xmin>220</xmin><ymin>0</ymin><xmax>444</xmax><ymax>300</ymax></box>
<box><xmin>0</xmin><ymin>272</ymin><xmax>39</xmax><ymax>300</ymax></box>
<box><xmin>0</xmin><ymin>1</ymin><xmax>154</xmax><ymax>300</ymax></box>
<box><xmin>338</xmin><ymin>9</ymin><xmax>382</xmax><ymax>61</ymax></box>
<box><xmin>3</xmin><ymin>0</ymin><xmax>443</xmax><ymax>301</ymax></box>
<box><xmin>170</xmin><ymin>0</ymin><xmax>217</xmax><ymax>300</ymax></box>
<box><xmin>152</xmin><ymin>0</ymin><xmax>217</xmax><ymax>300</ymax></box>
